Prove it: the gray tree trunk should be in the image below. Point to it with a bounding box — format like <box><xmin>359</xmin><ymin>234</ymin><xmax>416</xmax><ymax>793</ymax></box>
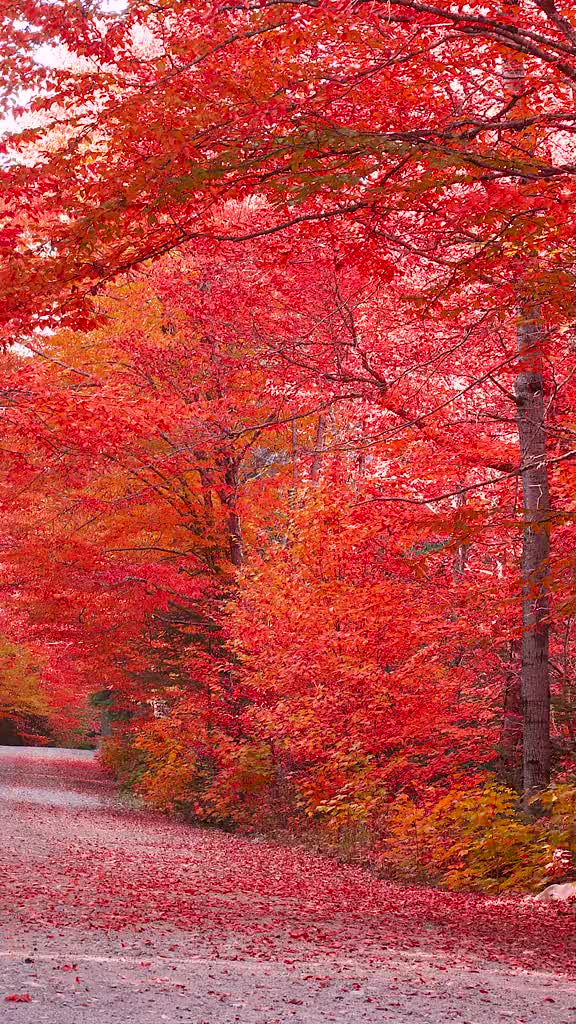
<box><xmin>310</xmin><ymin>415</ymin><xmax>327</xmax><ymax>483</ymax></box>
<box><xmin>499</xmin><ymin>30</ymin><xmax>552</xmax><ymax>798</ymax></box>
<box><xmin>223</xmin><ymin>459</ymin><xmax>244</xmax><ymax>568</ymax></box>
<box><xmin>514</xmin><ymin>306</ymin><xmax>551</xmax><ymax>795</ymax></box>
<box><xmin>500</xmin><ymin>640</ymin><xmax>523</xmax><ymax>790</ymax></box>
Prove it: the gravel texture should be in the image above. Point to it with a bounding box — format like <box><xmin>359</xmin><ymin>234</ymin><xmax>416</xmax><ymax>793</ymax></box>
<box><xmin>0</xmin><ymin>745</ymin><xmax>574</xmax><ymax>1023</ymax></box>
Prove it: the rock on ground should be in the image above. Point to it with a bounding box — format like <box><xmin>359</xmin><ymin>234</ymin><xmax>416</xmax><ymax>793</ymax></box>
<box><xmin>533</xmin><ymin>882</ymin><xmax>576</xmax><ymax>902</ymax></box>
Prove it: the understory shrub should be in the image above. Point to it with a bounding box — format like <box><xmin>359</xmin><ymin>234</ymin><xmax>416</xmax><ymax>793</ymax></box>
<box><xmin>101</xmin><ymin>732</ymin><xmax>575</xmax><ymax>894</ymax></box>
<box><xmin>378</xmin><ymin>783</ymin><xmax>576</xmax><ymax>893</ymax></box>
<box><xmin>102</xmin><ymin>722</ymin><xmax>289</xmax><ymax>828</ymax></box>
<box><xmin>100</xmin><ymin>736</ymin><xmax>148</xmax><ymax>792</ymax></box>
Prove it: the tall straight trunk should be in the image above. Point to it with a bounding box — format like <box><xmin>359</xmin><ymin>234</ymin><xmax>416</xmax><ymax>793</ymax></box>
<box><xmin>501</xmin><ymin>37</ymin><xmax>551</xmax><ymax>796</ymax></box>
<box><xmin>514</xmin><ymin>305</ymin><xmax>551</xmax><ymax>794</ymax></box>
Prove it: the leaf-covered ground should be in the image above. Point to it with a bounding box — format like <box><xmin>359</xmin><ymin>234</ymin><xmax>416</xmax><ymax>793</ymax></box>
<box><xmin>0</xmin><ymin>747</ymin><xmax>574</xmax><ymax>1023</ymax></box>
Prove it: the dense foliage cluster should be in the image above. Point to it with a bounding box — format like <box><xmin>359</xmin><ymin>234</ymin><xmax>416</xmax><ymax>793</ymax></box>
<box><xmin>0</xmin><ymin>0</ymin><xmax>575</xmax><ymax>889</ymax></box>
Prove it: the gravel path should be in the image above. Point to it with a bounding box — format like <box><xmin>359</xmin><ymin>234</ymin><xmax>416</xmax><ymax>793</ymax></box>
<box><xmin>0</xmin><ymin>745</ymin><xmax>574</xmax><ymax>1023</ymax></box>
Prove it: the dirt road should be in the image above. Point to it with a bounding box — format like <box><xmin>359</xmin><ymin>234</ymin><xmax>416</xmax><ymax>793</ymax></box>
<box><xmin>0</xmin><ymin>746</ymin><xmax>574</xmax><ymax>1023</ymax></box>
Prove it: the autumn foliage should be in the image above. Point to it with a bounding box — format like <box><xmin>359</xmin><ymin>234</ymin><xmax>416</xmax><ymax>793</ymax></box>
<box><xmin>0</xmin><ymin>0</ymin><xmax>575</xmax><ymax>890</ymax></box>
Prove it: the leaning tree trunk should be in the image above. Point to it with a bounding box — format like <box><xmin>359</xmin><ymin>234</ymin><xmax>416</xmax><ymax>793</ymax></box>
<box><xmin>514</xmin><ymin>304</ymin><xmax>551</xmax><ymax>795</ymax></box>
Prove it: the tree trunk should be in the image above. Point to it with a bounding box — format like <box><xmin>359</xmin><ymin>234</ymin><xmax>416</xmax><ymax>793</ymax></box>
<box><xmin>222</xmin><ymin>459</ymin><xmax>244</xmax><ymax>568</ymax></box>
<box><xmin>500</xmin><ymin>39</ymin><xmax>551</xmax><ymax>797</ymax></box>
<box><xmin>310</xmin><ymin>415</ymin><xmax>327</xmax><ymax>483</ymax></box>
<box><xmin>514</xmin><ymin>305</ymin><xmax>551</xmax><ymax>795</ymax></box>
<box><xmin>500</xmin><ymin>639</ymin><xmax>523</xmax><ymax>790</ymax></box>
<box><xmin>100</xmin><ymin>706</ymin><xmax>112</xmax><ymax>739</ymax></box>
<box><xmin>452</xmin><ymin>486</ymin><xmax>470</xmax><ymax>581</ymax></box>
<box><xmin>291</xmin><ymin>419</ymin><xmax>299</xmax><ymax>490</ymax></box>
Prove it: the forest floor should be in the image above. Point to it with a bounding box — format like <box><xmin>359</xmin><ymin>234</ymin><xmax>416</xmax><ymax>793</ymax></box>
<box><xmin>0</xmin><ymin>746</ymin><xmax>574</xmax><ymax>1024</ymax></box>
